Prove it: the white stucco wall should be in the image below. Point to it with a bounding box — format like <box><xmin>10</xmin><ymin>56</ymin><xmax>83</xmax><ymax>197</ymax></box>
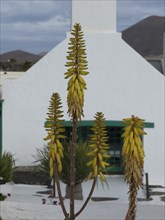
<box><xmin>0</xmin><ymin>71</ymin><xmax>24</xmax><ymax>83</ymax></box>
<box><xmin>3</xmin><ymin>32</ymin><xmax>164</xmax><ymax>186</ymax></box>
<box><xmin>72</xmin><ymin>0</ymin><xmax>116</xmax><ymax>32</ymax></box>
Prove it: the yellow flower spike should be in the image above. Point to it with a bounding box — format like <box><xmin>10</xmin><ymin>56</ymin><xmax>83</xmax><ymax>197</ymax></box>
<box><xmin>44</xmin><ymin>93</ymin><xmax>65</xmax><ymax>177</ymax></box>
<box><xmin>122</xmin><ymin>115</ymin><xmax>147</xmax><ymax>219</ymax></box>
<box><xmin>65</xmin><ymin>23</ymin><xmax>89</xmax><ymax>120</ymax></box>
<box><xmin>99</xmin><ymin>172</ymin><xmax>106</xmax><ymax>182</ymax></box>
<box><xmin>86</xmin><ymin>112</ymin><xmax>110</xmax><ymax>182</ymax></box>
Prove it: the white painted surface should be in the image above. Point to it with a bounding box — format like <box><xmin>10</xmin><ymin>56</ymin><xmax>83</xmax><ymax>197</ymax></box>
<box><xmin>0</xmin><ymin>71</ymin><xmax>24</xmax><ymax>86</ymax></box>
<box><xmin>3</xmin><ymin>32</ymin><xmax>164</xmax><ymax>186</ymax></box>
<box><xmin>0</xmin><ymin>71</ymin><xmax>24</xmax><ymax>105</ymax></box>
<box><xmin>72</xmin><ymin>0</ymin><xmax>116</xmax><ymax>32</ymax></box>
<box><xmin>1</xmin><ymin>178</ymin><xmax>165</xmax><ymax>220</ymax></box>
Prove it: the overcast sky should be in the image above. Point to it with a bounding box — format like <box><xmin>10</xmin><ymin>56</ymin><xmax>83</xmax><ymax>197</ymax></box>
<box><xmin>0</xmin><ymin>0</ymin><xmax>164</xmax><ymax>54</ymax></box>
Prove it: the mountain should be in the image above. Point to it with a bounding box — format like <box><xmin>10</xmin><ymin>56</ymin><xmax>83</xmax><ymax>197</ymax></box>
<box><xmin>38</xmin><ymin>51</ymin><xmax>48</xmax><ymax>57</ymax></box>
<box><xmin>1</xmin><ymin>16</ymin><xmax>164</xmax><ymax>64</ymax></box>
<box><xmin>0</xmin><ymin>50</ymin><xmax>42</xmax><ymax>62</ymax></box>
<box><xmin>122</xmin><ymin>16</ymin><xmax>165</xmax><ymax>58</ymax></box>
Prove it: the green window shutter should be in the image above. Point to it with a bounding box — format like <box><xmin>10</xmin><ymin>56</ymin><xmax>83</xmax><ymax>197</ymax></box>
<box><xmin>45</xmin><ymin>120</ymin><xmax>154</xmax><ymax>174</ymax></box>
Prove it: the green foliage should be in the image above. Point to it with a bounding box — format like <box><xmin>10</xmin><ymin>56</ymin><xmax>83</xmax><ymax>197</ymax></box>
<box><xmin>0</xmin><ymin>59</ymin><xmax>34</xmax><ymax>71</ymax></box>
<box><xmin>21</xmin><ymin>60</ymin><xmax>32</xmax><ymax>71</ymax></box>
<box><xmin>65</xmin><ymin>23</ymin><xmax>89</xmax><ymax>120</ymax></box>
<box><xmin>33</xmin><ymin>145</ymin><xmax>51</xmax><ymax>184</ymax></box>
<box><xmin>0</xmin><ymin>151</ymin><xmax>15</xmax><ymax>183</ymax></box>
<box><xmin>44</xmin><ymin>93</ymin><xmax>65</xmax><ymax>176</ymax></box>
<box><xmin>60</xmin><ymin>141</ymin><xmax>91</xmax><ymax>185</ymax></box>
<box><xmin>33</xmin><ymin>142</ymin><xmax>91</xmax><ymax>186</ymax></box>
<box><xmin>86</xmin><ymin>112</ymin><xmax>110</xmax><ymax>182</ymax></box>
<box><xmin>0</xmin><ymin>193</ymin><xmax>7</xmax><ymax>201</ymax></box>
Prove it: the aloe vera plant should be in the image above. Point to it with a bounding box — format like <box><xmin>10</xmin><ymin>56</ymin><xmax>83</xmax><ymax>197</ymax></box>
<box><xmin>122</xmin><ymin>116</ymin><xmax>146</xmax><ymax>220</ymax></box>
<box><xmin>43</xmin><ymin>23</ymin><xmax>110</xmax><ymax>220</ymax></box>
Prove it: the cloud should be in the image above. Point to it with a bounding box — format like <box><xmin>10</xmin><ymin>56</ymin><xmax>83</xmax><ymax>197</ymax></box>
<box><xmin>0</xmin><ymin>0</ymin><xmax>164</xmax><ymax>54</ymax></box>
<box><xmin>1</xmin><ymin>0</ymin><xmax>71</xmax><ymax>23</ymax></box>
<box><xmin>117</xmin><ymin>0</ymin><xmax>165</xmax><ymax>31</ymax></box>
<box><xmin>1</xmin><ymin>0</ymin><xmax>71</xmax><ymax>53</ymax></box>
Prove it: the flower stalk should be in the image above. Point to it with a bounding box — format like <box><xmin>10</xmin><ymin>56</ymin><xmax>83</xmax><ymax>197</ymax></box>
<box><xmin>122</xmin><ymin>115</ymin><xmax>146</xmax><ymax>220</ymax></box>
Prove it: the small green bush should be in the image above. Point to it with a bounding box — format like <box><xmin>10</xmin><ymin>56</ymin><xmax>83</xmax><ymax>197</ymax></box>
<box><xmin>33</xmin><ymin>145</ymin><xmax>51</xmax><ymax>185</ymax></box>
<box><xmin>0</xmin><ymin>151</ymin><xmax>15</xmax><ymax>183</ymax></box>
<box><xmin>0</xmin><ymin>193</ymin><xmax>7</xmax><ymax>201</ymax></box>
<box><xmin>60</xmin><ymin>141</ymin><xmax>91</xmax><ymax>185</ymax></box>
<box><xmin>33</xmin><ymin>141</ymin><xmax>91</xmax><ymax>185</ymax></box>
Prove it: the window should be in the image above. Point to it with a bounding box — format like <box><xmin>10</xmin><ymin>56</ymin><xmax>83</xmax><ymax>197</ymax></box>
<box><xmin>107</xmin><ymin>127</ymin><xmax>124</xmax><ymax>174</ymax></box>
<box><xmin>64</xmin><ymin>122</ymin><xmax>124</xmax><ymax>174</ymax></box>
<box><xmin>45</xmin><ymin>120</ymin><xmax>154</xmax><ymax>175</ymax></box>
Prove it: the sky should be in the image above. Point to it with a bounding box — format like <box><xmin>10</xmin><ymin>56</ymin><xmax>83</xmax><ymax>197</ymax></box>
<box><xmin>0</xmin><ymin>0</ymin><xmax>164</xmax><ymax>54</ymax></box>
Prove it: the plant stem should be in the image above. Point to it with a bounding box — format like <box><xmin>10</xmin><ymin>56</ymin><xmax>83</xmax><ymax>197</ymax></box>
<box><xmin>55</xmin><ymin>168</ymin><xmax>69</xmax><ymax>219</ymax></box>
<box><xmin>75</xmin><ymin>177</ymin><xmax>97</xmax><ymax>218</ymax></box>
<box><xmin>52</xmin><ymin>172</ymin><xmax>56</xmax><ymax>198</ymax></box>
<box><xmin>70</xmin><ymin>113</ymin><xmax>77</xmax><ymax>220</ymax></box>
<box><xmin>125</xmin><ymin>175</ymin><xmax>137</xmax><ymax>220</ymax></box>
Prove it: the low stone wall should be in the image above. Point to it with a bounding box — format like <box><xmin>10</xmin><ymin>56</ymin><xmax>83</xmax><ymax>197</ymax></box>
<box><xmin>13</xmin><ymin>166</ymin><xmax>51</xmax><ymax>185</ymax></box>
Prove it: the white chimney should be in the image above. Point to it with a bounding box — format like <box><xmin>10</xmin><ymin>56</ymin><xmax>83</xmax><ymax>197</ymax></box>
<box><xmin>71</xmin><ymin>0</ymin><xmax>116</xmax><ymax>32</ymax></box>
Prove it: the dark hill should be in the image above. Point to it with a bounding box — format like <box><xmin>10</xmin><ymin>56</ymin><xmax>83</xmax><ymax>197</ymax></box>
<box><xmin>122</xmin><ymin>16</ymin><xmax>165</xmax><ymax>57</ymax></box>
<box><xmin>0</xmin><ymin>50</ymin><xmax>42</xmax><ymax>62</ymax></box>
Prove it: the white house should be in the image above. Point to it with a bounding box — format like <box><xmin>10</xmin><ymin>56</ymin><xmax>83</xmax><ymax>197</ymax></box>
<box><xmin>1</xmin><ymin>0</ymin><xmax>164</xmax><ymax>186</ymax></box>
